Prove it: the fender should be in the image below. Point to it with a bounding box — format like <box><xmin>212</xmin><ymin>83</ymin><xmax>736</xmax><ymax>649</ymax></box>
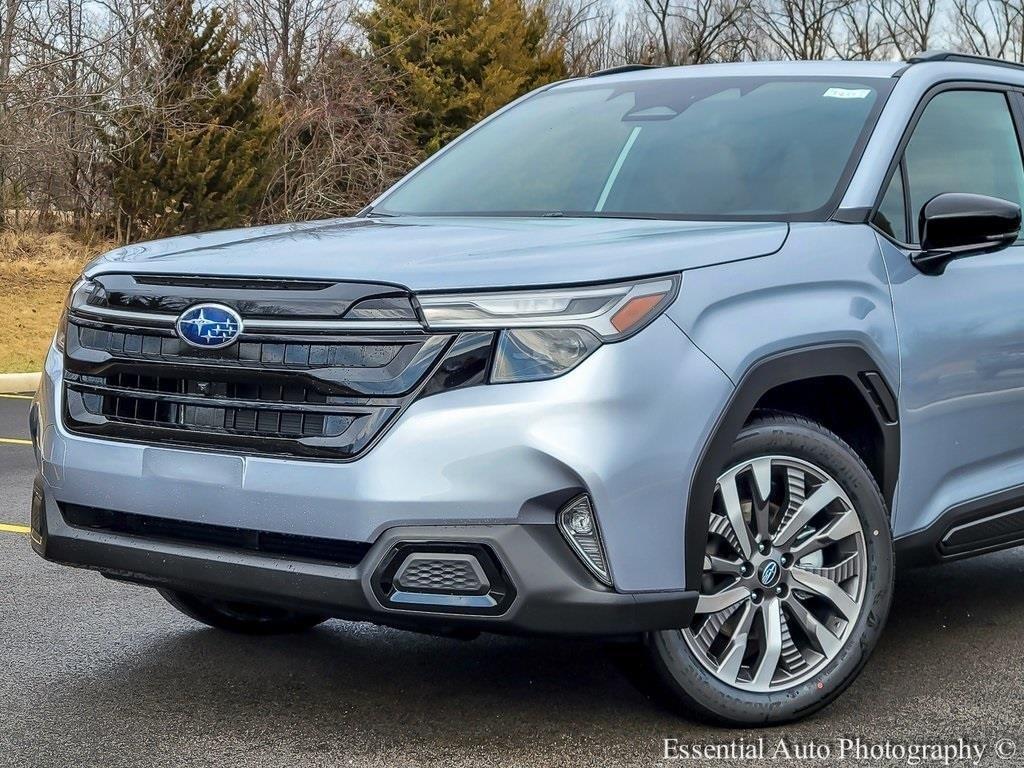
<box><xmin>683</xmin><ymin>344</ymin><xmax>900</xmax><ymax>590</ymax></box>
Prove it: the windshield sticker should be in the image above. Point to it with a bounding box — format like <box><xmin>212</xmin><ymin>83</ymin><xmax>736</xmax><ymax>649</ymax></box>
<box><xmin>823</xmin><ymin>87</ymin><xmax>871</xmax><ymax>99</ymax></box>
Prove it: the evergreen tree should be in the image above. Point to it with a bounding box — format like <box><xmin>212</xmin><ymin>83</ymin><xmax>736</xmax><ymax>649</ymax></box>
<box><xmin>107</xmin><ymin>0</ymin><xmax>279</xmax><ymax>240</ymax></box>
<box><xmin>361</xmin><ymin>0</ymin><xmax>566</xmax><ymax>155</ymax></box>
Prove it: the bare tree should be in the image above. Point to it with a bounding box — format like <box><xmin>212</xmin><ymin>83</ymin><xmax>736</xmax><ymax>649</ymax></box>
<box><xmin>676</xmin><ymin>0</ymin><xmax>752</xmax><ymax>62</ymax></box>
<box><xmin>640</xmin><ymin>0</ymin><xmax>677</xmax><ymax>62</ymax></box>
<box><xmin>0</xmin><ymin>0</ymin><xmax>146</xmax><ymax>229</ymax></box>
<box><xmin>617</xmin><ymin>8</ymin><xmax>660</xmax><ymax>63</ymax></box>
<box><xmin>632</xmin><ymin>0</ymin><xmax>750</xmax><ymax>65</ymax></box>
<box><xmin>754</xmin><ymin>0</ymin><xmax>855</xmax><ymax>59</ymax></box>
<box><xmin>952</xmin><ymin>0</ymin><xmax>1024</xmax><ymax>60</ymax></box>
<box><xmin>871</xmin><ymin>0</ymin><xmax>936</xmax><ymax>57</ymax></box>
<box><xmin>544</xmin><ymin>0</ymin><xmax>619</xmax><ymax>74</ymax></box>
<box><xmin>0</xmin><ymin>0</ymin><xmax>23</xmax><ymax>84</ymax></box>
<box><xmin>262</xmin><ymin>53</ymin><xmax>416</xmax><ymax>221</ymax></box>
<box><xmin>835</xmin><ymin>0</ymin><xmax>894</xmax><ymax>59</ymax></box>
<box><xmin>234</xmin><ymin>0</ymin><xmax>354</xmax><ymax>97</ymax></box>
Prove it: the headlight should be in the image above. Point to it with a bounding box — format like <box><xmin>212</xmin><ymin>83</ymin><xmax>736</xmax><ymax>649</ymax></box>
<box><xmin>491</xmin><ymin>328</ymin><xmax>602</xmax><ymax>383</ymax></box>
<box><xmin>66</xmin><ymin>277</ymin><xmax>98</xmax><ymax>310</ymax></box>
<box><xmin>417</xmin><ymin>275</ymin><xmax>680</xmax><ymax>383</ymax></box>
<box><xmin>55</xmin><ymin>277</ymin><xmax>97</xmax><ymax>352</ymax></box>
<box><xmin>54</xmin><ymin>310</ymin><xmax>68</xmax><ymax>352</ymax></box>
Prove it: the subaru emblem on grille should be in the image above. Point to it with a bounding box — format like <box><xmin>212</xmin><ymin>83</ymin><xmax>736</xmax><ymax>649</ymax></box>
<box><xmin>175</xmin><ymin>303</ymin><xmax>243</xmax><ymax>349</ymax></box>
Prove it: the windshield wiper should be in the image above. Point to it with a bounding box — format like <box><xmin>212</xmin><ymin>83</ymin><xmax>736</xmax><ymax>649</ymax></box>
<box><xmin>361</xmin><ymin>207</ymin><xmax>399</xmax><ymax>218</ymax></box>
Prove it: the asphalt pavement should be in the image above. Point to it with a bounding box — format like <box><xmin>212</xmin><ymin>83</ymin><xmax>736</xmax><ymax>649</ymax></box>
<box><xmin>1</xmin><ymin>394</ymin><xmax>1022</xmax><ymax>767</ymax></box>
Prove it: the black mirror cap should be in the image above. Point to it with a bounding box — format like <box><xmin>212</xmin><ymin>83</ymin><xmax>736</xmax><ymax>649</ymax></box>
<box><xmin>914</xmin><ymin>193</ymin><xmax>1021</xmax><ymax>274</ymax></box>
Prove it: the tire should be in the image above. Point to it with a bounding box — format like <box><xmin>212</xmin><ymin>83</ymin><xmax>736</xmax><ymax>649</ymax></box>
<box><xmin>647</xmin><ymin>412</ymin><xmax>894</xmax><ymax>726</ymax></box>
<box><xmin>159</xmin><ymin>589</ymin><xmax>328</xmax><ymax>635</ymax></box>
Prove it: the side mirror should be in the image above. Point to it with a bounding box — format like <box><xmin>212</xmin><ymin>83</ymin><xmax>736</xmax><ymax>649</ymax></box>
<box><xmin>913</xmin><ymin>192</ymin><xmax>1021</xmax><ymax>275</ymax></box>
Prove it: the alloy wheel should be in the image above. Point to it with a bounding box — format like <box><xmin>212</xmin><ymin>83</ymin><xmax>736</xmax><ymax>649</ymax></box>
<box><xmin>682</xmin><ymin>455</ymin><xmax>868</xmax><ymax>693</ymax></box>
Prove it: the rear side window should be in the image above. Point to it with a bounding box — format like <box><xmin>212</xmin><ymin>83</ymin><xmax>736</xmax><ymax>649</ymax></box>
<box><xmin>902</xmin><ymin>90</ymin><xmax>1024</xmax><ymax>243</ymax></box>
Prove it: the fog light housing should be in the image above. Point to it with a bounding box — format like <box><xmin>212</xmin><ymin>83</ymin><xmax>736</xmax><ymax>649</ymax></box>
<box><xmin>372</xmin><ymin>543</ymin><xmax>515</xmax><ymax>615</ymax></box>
<box><xmin>558</xmin><ymin>495</ymin><xmax>612</xmax><ymax>585</ymax></box>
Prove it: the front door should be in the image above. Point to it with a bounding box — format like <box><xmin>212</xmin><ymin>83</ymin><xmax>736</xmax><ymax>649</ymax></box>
<box><xmin>873</xmin><ymin>87</ymin><xmax>1024</xmax><ymax>538</ymax></box>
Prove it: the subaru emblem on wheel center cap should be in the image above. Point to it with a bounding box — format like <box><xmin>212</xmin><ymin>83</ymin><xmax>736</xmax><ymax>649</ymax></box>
<box><xmin>758</xmin><ymin>560</ymin><xmax>781</xmax><ymax>588</ymax></box>
<box><xmin>175</xmin><ymin>303</ymin><xmax>243</xmax><ymax>349</ymax></box>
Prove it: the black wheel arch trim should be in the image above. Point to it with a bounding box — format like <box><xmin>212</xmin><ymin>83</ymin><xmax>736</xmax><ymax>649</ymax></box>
<box><xmin>684</xmin><ymin>344</ymin><xmax>900</xmax><ymax>590</ymax></box>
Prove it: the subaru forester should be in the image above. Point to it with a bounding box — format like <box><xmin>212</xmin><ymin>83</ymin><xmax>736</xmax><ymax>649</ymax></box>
<box><xmin>29</xmin><ymin>51</ymin><xmax>1024</xmax><ymax>725</ymax></box>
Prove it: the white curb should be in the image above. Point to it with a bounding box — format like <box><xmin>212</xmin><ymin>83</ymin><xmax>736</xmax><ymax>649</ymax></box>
<box><xmin>0</xmin><ymin>372</ymin><xmax>40</xmax><ymax>394</ymax></box>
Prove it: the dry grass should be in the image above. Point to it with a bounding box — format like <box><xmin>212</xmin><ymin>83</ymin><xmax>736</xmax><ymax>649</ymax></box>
<box><xmin>0</xmin><ymin>230</ymin><xmax>114</xmax><ymax>373</ymax></box>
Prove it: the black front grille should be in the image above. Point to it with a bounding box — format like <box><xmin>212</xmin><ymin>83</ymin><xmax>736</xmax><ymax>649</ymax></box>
<box><xmin>61</xmin><ymin>503</ymin><xmax>372</xmax><ymax>567</ymax></box>
<box><xmin>76</xmin><ymin>323</ymin><xmax>407</xmax><ymax>369</ymax></box>
<box><xmin>69</xmin><ymin>372</ymin><xmax>355</xmax><ymax>439</ymax></box>
<box><xmin>60</xmin><ymin>276</ymin><xmax>465</xmax><ymax>460</ymax></box>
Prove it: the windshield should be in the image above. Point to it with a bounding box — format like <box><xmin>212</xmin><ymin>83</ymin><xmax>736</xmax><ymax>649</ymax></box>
<box><xmin>374</xmin><ymin>76</ymin><xmax>891</xmax><ymax>221</ymax></box>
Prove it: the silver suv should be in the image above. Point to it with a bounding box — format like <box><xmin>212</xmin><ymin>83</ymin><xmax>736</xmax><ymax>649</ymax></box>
<box><xmin>30</xmin><ymin>52</ymin><xmax>1024</xmax><ymax>725</ymax></box>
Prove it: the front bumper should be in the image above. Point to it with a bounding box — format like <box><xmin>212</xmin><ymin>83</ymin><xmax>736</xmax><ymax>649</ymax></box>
<box><xmin>32</xmin><ymin>483</ymin><xmax>695</xmax><ymax>636</ymax></box>
<box><xmin>32</xmin><ymin>315</ymin><xmax>734</xmax><ymax>635</ymax></box>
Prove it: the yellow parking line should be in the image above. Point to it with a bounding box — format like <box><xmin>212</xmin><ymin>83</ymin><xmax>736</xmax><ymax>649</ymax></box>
<box><xmin>0</xmin><ymin>393</ymin><xmax>32</xmax><ymax>400</ymax></box>
<box><xmin>0</xmin><ymin>523</ymin><xmax>30</xmax><ymax>534</ymax></box>
<box><xmin>0</xmin><ymin>437</ymin><xmax>31</xmax><ymax>446</ymax></box>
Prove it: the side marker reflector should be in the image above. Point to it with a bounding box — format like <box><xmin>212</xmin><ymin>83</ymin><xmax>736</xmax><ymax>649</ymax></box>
<box><xmin>610</xmin><ymin>293</ymin><xmax>668</xmax><ymax>333</ymax></box>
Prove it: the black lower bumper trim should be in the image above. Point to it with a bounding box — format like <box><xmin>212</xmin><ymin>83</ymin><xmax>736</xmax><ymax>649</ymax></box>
<box><xmin>34</xmin><ymin>487</ymin><xmax>696</xmax><ymax>638</ymax></box>
<box><xmin>60</xmin><ymin>503</ymin><xmax>372</xmax><ymax>568</ymax></box>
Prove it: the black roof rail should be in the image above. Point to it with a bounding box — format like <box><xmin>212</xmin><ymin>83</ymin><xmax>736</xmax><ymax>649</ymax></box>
<box><xmin>906</xmin><ymin>50</ymin><xmax>1024</xmax><ymax>73</ymax></box>
<box><xmin>588</xmin><ymin>64</ymin><xmax>660</xmax><ymax>78</ymax></box>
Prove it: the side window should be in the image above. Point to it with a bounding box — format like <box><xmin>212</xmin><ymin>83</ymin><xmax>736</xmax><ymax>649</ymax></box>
<box><xmin>903</xmin><ymin>90</ymin><xmax>1024</xmax><ymax>244</ymax></box>
<box><xmin>874</xmin><ymin>162</ymin><xmax>907</xmax><ymax>242</ymax></box>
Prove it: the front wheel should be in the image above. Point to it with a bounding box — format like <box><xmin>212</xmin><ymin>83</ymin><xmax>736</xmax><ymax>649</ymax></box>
<box><xmin>159</xmin><ymin>589</ymin><xmax>328</xmax><ymax>635</ymax></box>
<box><xmin>648</xmin><ymin>413</ymin><xmax>894</xmax><ymax>725</ymax></box>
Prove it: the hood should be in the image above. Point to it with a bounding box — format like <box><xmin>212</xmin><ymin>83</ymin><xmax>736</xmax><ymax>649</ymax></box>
<box><xmin>85</xmin><ymin>216</ymin><xmax>789</xmax><ymax>291</ymax></box>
